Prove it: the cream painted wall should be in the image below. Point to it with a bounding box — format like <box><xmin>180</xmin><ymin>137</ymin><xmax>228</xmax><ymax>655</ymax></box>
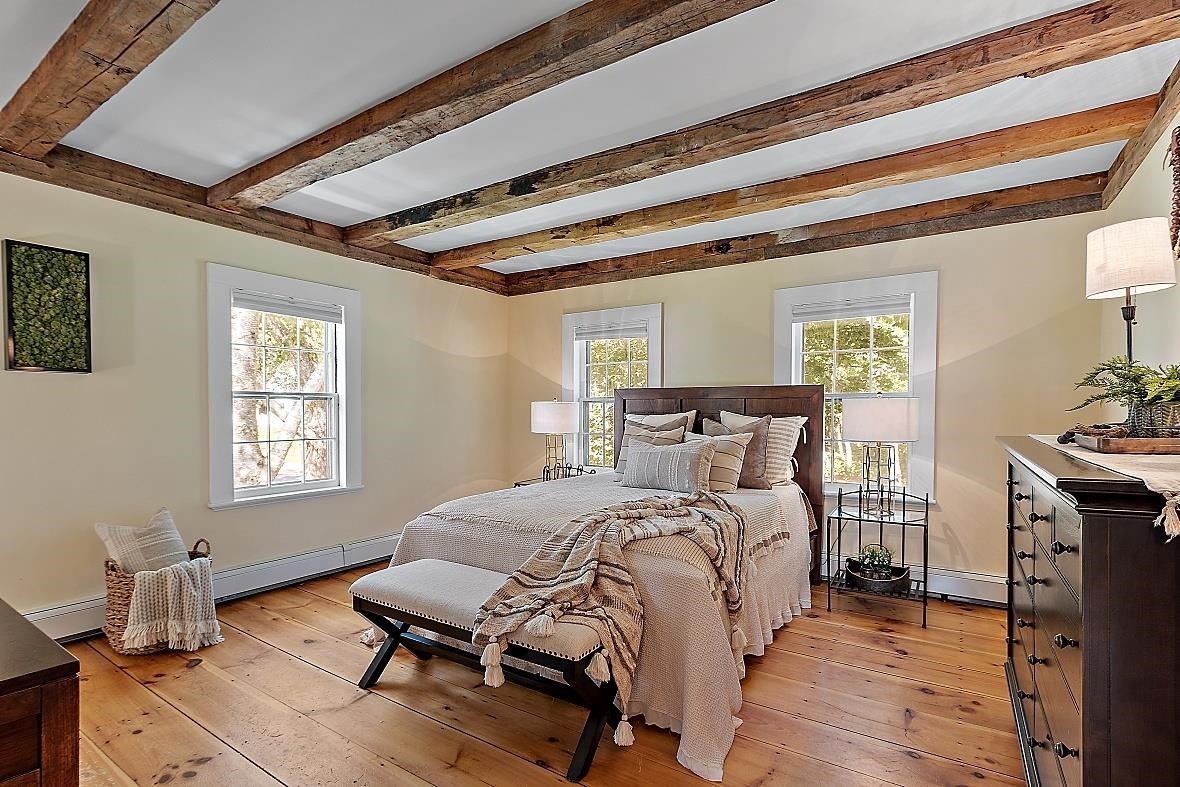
<box><xmin>507</xmin><ymin>214</ymin><xmax>1110</xmax><ymax>578</ymax></box>
<box><xmin>0</xmin><ymin>173</ymin><xmax>509</xmax><ymax>613</ymax></box>
<box><xmin>1099</xmin><ymin>111</ymin><xmax>1180</xmax><ymax>364</ymax></box>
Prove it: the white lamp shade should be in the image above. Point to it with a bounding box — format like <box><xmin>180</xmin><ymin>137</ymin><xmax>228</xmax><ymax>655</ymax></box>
<box><xmin>1086</xmin><ymin>217</ymin><xmax>1177</xmax><ymax>299</ymax></box>
<box><xmin>531</xmin><ymin>401</ymin><xmax>579</xmax><ymax>434</ymax></box>
<box><xmin>841</xmin><ymin>397</ymin><xmax>919</xmax><ymax>443</ymax></box>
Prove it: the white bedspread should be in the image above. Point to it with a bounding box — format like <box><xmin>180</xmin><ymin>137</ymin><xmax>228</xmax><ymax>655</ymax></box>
<box><xmin>390</xmin><ymin>473</ymin><xmax>813</xmax><ymax>780</ymax></box>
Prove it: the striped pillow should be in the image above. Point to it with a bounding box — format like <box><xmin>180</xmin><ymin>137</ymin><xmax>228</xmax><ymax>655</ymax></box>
<box><xmin>686</xmin><ymin>431</ymin><xmax>754</xmax><ymax>492</ymax></box>
<box><xmin>621</xmin><ymin>441</ymin><xmax>715</xmax><ymax>494</ymax></box>
<box><xmin>95</xmin><ymin>508</ymin><xmax>189</xmax><ymax>573</ymax></box>
<box><xmin>615</xmin><ymin>417</ymin><xmax>689</xmax><ymax>474</ymax></box>
<box><xmin>721</xmin><ymin>411</ymin><xmax>807</xmax><ymax>485</ymax></box>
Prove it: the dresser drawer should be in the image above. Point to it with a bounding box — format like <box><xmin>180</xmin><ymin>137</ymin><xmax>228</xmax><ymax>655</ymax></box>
<box><xmin>1012</xmin><ymin>639</ymin><xmax>1037</xmax><ymax>731</ymax></box>
<box><xmin>1035</xmin><ymin>558</ymin><xmax>1082</xmax><ymax>709</ymax></box>
<box><xmin>1034</xmin><ymin>627</ymin><xmax>1083</xmax><ymax>786</ymax></box>
<box><xmin>1011</xmin><ymin>462</ymin><xmax>1035</xmax><ymax>521</ymax></box>
<box><xmin>1033</xmin><ymin>701</ymin><xmax>1068</xmax><ymax>787</ymax></box>
<box><xmin>1010</xmin><ymin>515</ymin><xmax>1035</xmax><ymax>568</ymax></box>
<box><xmin>1047</xmin><ymin>503</ymin><xmax>1082</xmax><ymax>600</ymax></box>
<box><xmin>0</xmin><ymin>716</ymin><xmax>39</xmax><ymax>781</ymax></box>
<box><xmin>1011</xmin><ymin>550</ymin><xmax>1037</xmax><ymax>654</ymax></box>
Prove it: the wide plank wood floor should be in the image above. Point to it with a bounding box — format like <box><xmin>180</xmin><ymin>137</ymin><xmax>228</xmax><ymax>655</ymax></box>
<box><xmin>73</xmin><ymin>563</ymin><xmax>1018</xmax><ymax>786</ymax></box>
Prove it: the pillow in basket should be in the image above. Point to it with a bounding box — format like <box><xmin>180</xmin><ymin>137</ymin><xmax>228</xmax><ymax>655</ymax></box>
<box><xmin>95</xmin><ymin>508</ymin><xmax>189</xmax><ymax>573</ymax></box>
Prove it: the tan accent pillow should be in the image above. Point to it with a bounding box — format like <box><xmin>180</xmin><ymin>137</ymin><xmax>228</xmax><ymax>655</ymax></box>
<box><xmin>686</xmin><ymin>431</ymin><xmax>754</xmax><ymax>493</ymax></box>
<box><xmin>626</xmin><ymin>410</ymin><xmax>698</xmax><ymax>431</ymax></box>
<box><xmin>95</xmin><ymin>508</ymin><xmax>189</xmax><ymax>573</ymax></box>
<box><xmin>721</xmin><ymin>411</ymin><xmax>807</xmax><ymax>485</ymax></box>
<box><xmin>615</xmin><ymin>416</ymin><xmax>689</xmax><ymax>474</ymax></box>
<box><xmin>703</xmin><ymin>415</ymin><xmax>772</xmax><ymax>490</ymax></box>
<box><xmin>621</xmin><ymin>441</ymin><xmax>715</xmax><ymax>494</ymax></box>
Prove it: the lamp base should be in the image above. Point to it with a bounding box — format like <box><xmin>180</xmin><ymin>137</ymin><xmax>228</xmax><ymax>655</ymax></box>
<box><xmin>861</xmin><ymin>442</ymin><xmax>900</xmax><ymax>517</ymax></box>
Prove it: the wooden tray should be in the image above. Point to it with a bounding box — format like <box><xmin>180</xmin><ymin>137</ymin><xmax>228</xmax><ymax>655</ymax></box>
<box><xmin>1074</xmin><ymin>434</ymin><xmax>1180</xmax><ymax>454</ymax></box>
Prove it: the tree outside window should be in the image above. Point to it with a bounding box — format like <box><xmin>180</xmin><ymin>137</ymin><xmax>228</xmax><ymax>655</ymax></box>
<box><xmin>579</xmin><ymin>336</ymin><xmax>648</xmax><ymax>467</ymax></box>
<box><xmin>800</xmin><ymin>313</ymin><xmax>911</xmax><ymax>486</ymax></box>
<box><xmin>230</xmin><ymin>307</ymin><xmax>337</xmax><ymax>491</ymax></box>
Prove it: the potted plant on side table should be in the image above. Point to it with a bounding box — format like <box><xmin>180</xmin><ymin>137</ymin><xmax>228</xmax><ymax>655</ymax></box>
<box><xmin>846</xmin><ymin>544</ymin><xmax>912</xmax><ymax>594</ymax></box>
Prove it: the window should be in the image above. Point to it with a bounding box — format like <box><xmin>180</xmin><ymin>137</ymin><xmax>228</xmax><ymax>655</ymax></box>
<box><xmin>774</xmin><ymin>272</ymin><xmax>937</xmax><ymax>497</ymax></box>
<box><xmin>207</xmin><ymin>264</ymin><xmax>362</xmax><ymax>508</ymax></box>
<box><xmin>562</xmin><ymin>304</ymin><xmax>662</xmax><ymax>468</ymax></box>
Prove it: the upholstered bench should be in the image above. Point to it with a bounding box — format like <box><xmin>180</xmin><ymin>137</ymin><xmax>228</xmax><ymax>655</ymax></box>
<box><xmin>350</xmin><ymin>559</ymin><xmax>621</xmax><ymax>781</ymax></box>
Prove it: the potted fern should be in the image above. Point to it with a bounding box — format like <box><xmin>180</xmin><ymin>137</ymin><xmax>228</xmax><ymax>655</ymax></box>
<box><xmin>846</xmin><ymin>544</ymin><xmax>911</xmax><ymax>594</ymax></box>
<box><xmin>1071</xmin><ymin>357</ymin><xmax>1180</xmax><ymax>437</ymax></box>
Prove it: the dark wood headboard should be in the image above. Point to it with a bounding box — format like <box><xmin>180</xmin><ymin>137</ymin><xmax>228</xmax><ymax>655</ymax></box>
<box><xmin>613</xmin><ymin>385</ymin><xmax>825</xmax><ymax>534</ymax></box>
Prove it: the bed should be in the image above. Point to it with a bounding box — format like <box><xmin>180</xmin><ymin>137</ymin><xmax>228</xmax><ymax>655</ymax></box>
<box><xmin>388</xmin><ymin>385</ymin><xmax>824</xmax><ymax>780</ymax></box>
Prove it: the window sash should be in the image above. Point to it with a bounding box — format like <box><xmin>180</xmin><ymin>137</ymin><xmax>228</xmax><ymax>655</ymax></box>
<box><xmin>774</xmin><ymin>272</ymin><xmax>937</xmax><ymax>498</ymax></box>
<box><xmin>575</xmin><ymin>334</ymin><xmax>647</xmax><ymax>468</ymax></box>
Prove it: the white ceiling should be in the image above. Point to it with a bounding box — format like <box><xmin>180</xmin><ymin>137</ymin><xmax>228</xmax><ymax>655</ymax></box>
<box><xmin>0</xmin><ymin>0</ymin><xmax>89</xmax><ymax>108</ymax></box>
<box><xmin>5</xmin><ymin>0</ymin><xmax>1176</xmax><ymax>276</ymax></box>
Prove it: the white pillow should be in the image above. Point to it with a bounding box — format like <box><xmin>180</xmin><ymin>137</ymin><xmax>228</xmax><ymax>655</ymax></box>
<box><xmin>686</xmin><ymin>432</ymin><xmax>754</xmax><ymax>492</ymax></box>
<box><xmin>720</xmin><ymin>412</ymin><xmax>807</xmax><ymax>485</ymax></box>
<box><xmin>95</xmin><ymin>508</ymin><xmax>189</xmax><ymax>573</ymax></box>
<box><xmin>621</xmin><ymin>441</ymin><xmax>715</xmax><ymax>494</ymax></box>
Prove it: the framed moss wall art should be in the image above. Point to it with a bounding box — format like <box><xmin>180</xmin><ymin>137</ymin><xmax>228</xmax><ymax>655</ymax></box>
<box><xmin>4</xmin><ymin>240</ymin><xmax>92</xmax><ymax>373</ymax></box>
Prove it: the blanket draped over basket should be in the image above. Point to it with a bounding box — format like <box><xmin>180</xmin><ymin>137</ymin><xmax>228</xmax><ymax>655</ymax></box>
<box><xmin>122</xmin><ymin>556</ymin><xmax>224</xmax><ymax>651</ymax></box>
<box><xmin>470</xmin><ymin>491</ymin><xmax>747</xmax><ymax>746</ymax></box>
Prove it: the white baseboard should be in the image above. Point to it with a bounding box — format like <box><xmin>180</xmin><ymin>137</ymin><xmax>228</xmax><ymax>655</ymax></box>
<box><xmin>821</xmin><ymin>556</ymin><xmax>1005</xmax><ymax>606</ymax></box>
<box><xmin>25</xmin><ymin>534</ymin><xmax>399</xmax><ymax>642</ymax></box>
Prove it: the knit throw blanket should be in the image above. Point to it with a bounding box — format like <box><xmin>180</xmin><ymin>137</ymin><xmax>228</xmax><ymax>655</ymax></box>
<box><xmin>471</xmin><ymin>491</ymin><xmax>746</xmax><ymax>746</ymax></box>
<box><xmin>123</xmin><ymin>557</ymin><xmax>224</xmax><ymax>651</ymax></box>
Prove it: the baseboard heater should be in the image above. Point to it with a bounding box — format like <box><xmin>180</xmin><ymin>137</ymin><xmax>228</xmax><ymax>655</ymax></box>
<box><xmin>25</xmin><ymin>533</ymin><xmax>400</xmax><ymax>642</ymax></box>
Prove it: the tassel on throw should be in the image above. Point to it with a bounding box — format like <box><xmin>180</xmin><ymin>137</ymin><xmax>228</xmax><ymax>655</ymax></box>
<box><xmin>360</xmin><ymin>627</ymin><xmax>386</xmax><ymax>651</ymax></box>
<box><xmin>524</xmin><ymin>611</ymin><xmax>556</xmax><ymax>637</ymax></box>
<box><xmin>1156</xmin><ymin>491</ymin><xmax>1180</xmax><ymax>542</ymax></box>
<box><xmin>731</xmin><ymin>625</ymin><xmax>748</xmax><ymax>654</ymax></box>
<box><xmin>587</xmin><ymin>651</ymin><xmax>611</xmax><ymax>682</ymax></box>
<box><xmin>614</xmin><ymin>715</ymin><xmax>635</xmax><ymax>746</ymax></box>
<box><xmin>481</xmin><ymin>636</ymin><xmax>504</xmax><ymax>688</ymax></box>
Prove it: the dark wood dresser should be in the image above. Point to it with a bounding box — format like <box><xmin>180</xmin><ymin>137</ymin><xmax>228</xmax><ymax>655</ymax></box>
<box><xmin>1000</xmin><ymin>437</ymin><xmax>1177</xmax><ymax>786</ymax></box>
<box><xmin>0</xmin><ymin>598</ymin><xmax>79</xmax><ymax>787</ymax></box>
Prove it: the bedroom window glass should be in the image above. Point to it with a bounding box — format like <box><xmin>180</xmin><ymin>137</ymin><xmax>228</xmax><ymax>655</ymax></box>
<box><xmin>774</xmin><ymin>272</ymin><xmax>937</xmax><ymax>497</ymax></box>
<box><xmin>562</xmin><ymin>304</ymin><xmax>663</xmax><ymax>469</ymax></box>
<box><xmin>207</xmin><ymin>264</ymin><xmax>363</xmax><ymax>508</ymax></box>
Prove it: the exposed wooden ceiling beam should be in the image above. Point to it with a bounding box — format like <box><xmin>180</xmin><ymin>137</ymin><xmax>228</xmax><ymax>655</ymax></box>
<box><xmin>348</xmin><ymin>0</ymin><xmax>1180</xmax><ymax>246</ymax></box>
<box><xmin>433</xmin><ymin>97</ymin><xmax>1155</xmax><ymax>270</ymax></box>
<box><xmin>0</xmin><ymin>0</ymin><xmax>217</xmax><ymax>159</ymax></box>
<box><xmin>505</xmin><ymin>174</ymin><xmax>1108</xmax><ymax>294</ymax></box>
<box><xmin>206</xmin><ymin>0</ymin><xmax>771</xmax><ymax>212</ymax></box>
<box><xmin>1103</xmin><ymin>57</ymin><xmax>1180</xmax><ymax>207</ymax></box>
<box><xmin>0</xmin><ymin>146</ymin><xmax>505</xmax><ymax>295</ymax></box>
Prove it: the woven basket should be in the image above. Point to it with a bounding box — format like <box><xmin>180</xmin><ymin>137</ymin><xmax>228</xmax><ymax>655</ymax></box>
<box><xmin>103</xmin><ymin>539</ymin><xmax>211</xmax><ymax>656</ymax></box>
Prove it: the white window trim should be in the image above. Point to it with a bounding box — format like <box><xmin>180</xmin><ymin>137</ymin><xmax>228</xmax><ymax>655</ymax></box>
<box><xmin>773</xmin><ymin>271</ymin><xmax>938</xmax><ymax>499</ymax></box>
<box><xmin>561</xmin><ymin>304</ymin><xmax>663</xmax><ymax>467</ymax></box>
<box><xmin>207</xmin><ymin>263</ymin><xmax>363</xmax><ymax>509</ymax></box>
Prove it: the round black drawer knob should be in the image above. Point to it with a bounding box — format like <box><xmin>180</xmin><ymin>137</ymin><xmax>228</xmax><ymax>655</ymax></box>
<box><xmin>1016</xmin><ymin>618</ymin><xmax>1031</xmax><ymax>629</ymax></box>
<box><xmin>1026</xmin><ymin>575</ymin><xmax>1045</xmax><ymax>586</ymax></box>
<box><xmin>1051</xmin><ymin>540</ymin><xmax>1075</xmax><ymax>555</ymax></box>
<box><xmin>1016</xmin><ymin>550</ymin><xmax>1032</xmax><ymax>560</ymax></box>
<box><xmin>1026</xmin><ymin>736</ymin><xmax>1043</xmax><ymax>749</ymax></box>
<box><xmin>1013</xmin><ymin>492</ymin><xmax>1029</xmax><ymax>501</ymax></box>
<box><xmin>1016</xmin><ymin>689</ymin><xmax>1034</xmax><ymax>700</ymax></box>
<box><xmin>1053</xmin><ymin>633</ymin><xmax>1079</xmax><ymax>649</ymax></box>
<box><xmin>1028</xmin><ymin>512</ymin><xmax>1050</xmax><ymax>524</ymax></box>
<box><xmin>1054</xmin><ymin>742</ymin><xmax>1079</xmax><ymax>759</ymax></box>
<box><xmin>1028</xmin><ymin>654</ymin><xmax>1047</xmax><ymax>665</ymax></box>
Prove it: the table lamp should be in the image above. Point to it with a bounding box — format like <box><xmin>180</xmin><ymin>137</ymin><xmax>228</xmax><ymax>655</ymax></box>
<box><xmin>1086</xmin><ymin>217</ymin><xmax>1177</xmax><ymax>361</ymax></box>
<box><xmin>841</xmin><ymin>395</ymin><xmax>919</xmax><ymax>516</ymax></box>
<box><xmin>531</xmin><ymin>400</ymin><xmax>579</xmax><ymax>480</ymax></box>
